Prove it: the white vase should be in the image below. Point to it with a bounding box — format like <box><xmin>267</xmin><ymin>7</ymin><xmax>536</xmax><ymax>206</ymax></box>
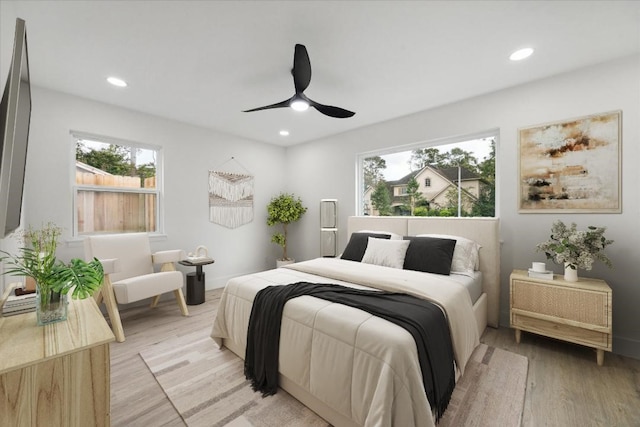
<box><xmin>564</xmin><ymin>263</ymin><xmax>578</xmax><ymax>282</ymax></box>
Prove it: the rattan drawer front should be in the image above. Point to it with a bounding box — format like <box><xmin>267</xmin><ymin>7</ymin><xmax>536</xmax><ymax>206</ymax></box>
<box><xmin>512</xmin><ymin>280</ymin><xmax>609</xmax><ymax>327</ymax></box>
<box><xmin>511</xmin><ymin>313</ymin><xmax>611</xmax><ymax>349</ymax></box>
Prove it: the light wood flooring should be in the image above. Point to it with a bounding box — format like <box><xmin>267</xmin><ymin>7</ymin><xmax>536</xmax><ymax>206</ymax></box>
<box><xmin>110</xmin><ymin>288</ymin><xmax>640</xmax><ymax>427</ymax></box>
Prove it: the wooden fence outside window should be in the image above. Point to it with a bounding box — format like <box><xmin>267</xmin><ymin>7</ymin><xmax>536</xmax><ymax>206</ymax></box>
<box><xmin>76</xmin><ymin>172</ymin><xmax>157</xmax><ymax>234</ymax></box>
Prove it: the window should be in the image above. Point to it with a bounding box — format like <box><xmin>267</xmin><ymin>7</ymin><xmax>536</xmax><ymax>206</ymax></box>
<box><xmin>72</xmin><ymin>132</ymin><xmax>162</xmax><ymax>236</ymax></box>
<box><xmin>358</xmin><ymin>130</ymin><xmax>497</xmax><ymax>217</ymax></box>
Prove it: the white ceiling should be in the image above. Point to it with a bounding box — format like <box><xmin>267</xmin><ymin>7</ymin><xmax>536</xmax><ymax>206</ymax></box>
<box><xmin>1</xmin><ymin>1</ymin><xmax>639</xmax><ymax>147</ymax></box>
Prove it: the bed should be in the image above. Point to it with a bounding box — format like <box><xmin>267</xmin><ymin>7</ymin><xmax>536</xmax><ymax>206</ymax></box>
<box><xmin>211</xmin><ymin>216</ymin><xmax>500</xmax><ymax>427</ymax></box>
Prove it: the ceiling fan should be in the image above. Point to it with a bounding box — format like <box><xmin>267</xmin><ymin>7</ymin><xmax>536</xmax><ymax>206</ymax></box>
<box><xmin>243</xmin><ymin>44</ymin><xmax>355</xmax><ymax>118</ymax></box>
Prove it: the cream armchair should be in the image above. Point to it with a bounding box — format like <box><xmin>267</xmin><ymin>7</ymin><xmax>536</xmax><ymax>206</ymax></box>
<box><xmin>84</xmin><ymin>233</ymin><xmax>189</xmax><ymax>342</ymax></box>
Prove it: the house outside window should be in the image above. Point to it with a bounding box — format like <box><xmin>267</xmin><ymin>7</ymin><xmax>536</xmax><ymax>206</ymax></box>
<box><xmin>72</xmin><ymin>132</ymin><xmax>162</xmax><ymax>236</ymax></box>
<box><xmin>358</xmin><ymin>131</ymin><xmax>497</xmax><ymax>217</ymax></box>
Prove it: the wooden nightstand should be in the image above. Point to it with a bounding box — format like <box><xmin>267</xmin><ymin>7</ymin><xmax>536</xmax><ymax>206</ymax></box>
<box><xmin>510</xmin><ymin>269</ymin><xmax>612</xmax><ymax>365</ymax></box>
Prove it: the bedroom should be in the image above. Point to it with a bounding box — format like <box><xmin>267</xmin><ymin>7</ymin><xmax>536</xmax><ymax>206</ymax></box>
<box><xmin>0</xmin><ymin>1</ymin><xmax>638</xmax><ymax>426</ymax></box>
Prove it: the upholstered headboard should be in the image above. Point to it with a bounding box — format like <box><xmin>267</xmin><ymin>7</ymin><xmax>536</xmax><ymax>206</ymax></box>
<box><xmin>347</xmin><ymin>216</ymin><xmax>500</xmax><ymax>328</ymax></box>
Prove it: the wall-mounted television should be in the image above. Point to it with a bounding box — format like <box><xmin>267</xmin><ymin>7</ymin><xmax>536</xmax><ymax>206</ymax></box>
<box><xmin>0</xmin><ymin>18</ymin><xmax>31</xmax><ymax>238</ymax></box>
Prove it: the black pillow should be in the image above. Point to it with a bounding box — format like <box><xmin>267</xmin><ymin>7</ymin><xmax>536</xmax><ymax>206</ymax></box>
<box><xmin>341</xmin><ymin>232</ymin><xmax>392</xmax><ymax>262</ymax></box>
<box><xmin>402</xmin><ymin>236</ymin><xmax>457</xmax><ymax>275</ymax></box>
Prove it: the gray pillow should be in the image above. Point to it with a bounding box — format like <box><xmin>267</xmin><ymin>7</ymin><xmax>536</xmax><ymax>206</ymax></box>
<box><xmin>402</xmin><ymin>236</ymin><xmax>457</xmax><ymax>275</ymax></box>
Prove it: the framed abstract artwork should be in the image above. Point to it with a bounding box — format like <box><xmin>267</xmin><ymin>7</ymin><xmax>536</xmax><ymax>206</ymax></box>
<box><xmin>518</xmin><ymin>110</ymin><xmax>621</xmax><ymax>213</ymax></box>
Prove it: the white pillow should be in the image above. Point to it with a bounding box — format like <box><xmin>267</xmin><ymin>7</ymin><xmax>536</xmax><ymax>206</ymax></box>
<box><xmin>357</xmin><ymin>230</ymin><xmax>403</xmax><ymax>240</ymax></box>
<box><xmin>416</xmin><ymin>234</ymin><xmax>481</xmax><ymax>276</ymax></box>
<box><xmin>361</xmin><ymin>237</ymin><xmax>410</xmax><ymax>269</ymax></box>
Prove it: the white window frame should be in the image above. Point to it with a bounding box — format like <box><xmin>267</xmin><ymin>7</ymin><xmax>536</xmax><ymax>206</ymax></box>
<box><xmin>71</xmin><ymin>130</ymin><xmax>164</xmax><ymax>237</ymax></box>
<box><xmin>356</xmin><ymin>128</ymin><xmax>499</xmax><ymax>217</ymax></box>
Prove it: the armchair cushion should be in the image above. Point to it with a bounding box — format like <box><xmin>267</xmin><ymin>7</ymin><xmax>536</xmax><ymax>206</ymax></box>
<box><xmin>112</xmin><ymin>271</ymin><xmax>183</xmax><ymax>304</ymax></box>
<box><xmin>153</xmin><ymin>249</ymin><xmax>186</xmax><ymax>265</ymax></box>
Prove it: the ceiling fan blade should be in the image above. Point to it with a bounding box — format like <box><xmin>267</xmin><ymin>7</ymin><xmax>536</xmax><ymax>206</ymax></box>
<box><xmin>243</xmin><ymin>97</ymin><xmax>292</xmax><ymax>112</ymax></box>
<box><xmin>309</xmin><ymin>99</ymin><xmax>356</xmax><ymax>118</ymax></box>
<box><xmin>292</xmin><ymin>44</ymin><xmax>311</xmax><ymax>94</ymax></box>
<box><xmin>243</xmin><ymin>44</ymin><xmax>354</xmax><ymax>119</ymax></box>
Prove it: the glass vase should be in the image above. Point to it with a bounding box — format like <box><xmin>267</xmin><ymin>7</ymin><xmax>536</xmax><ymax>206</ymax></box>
<box><xmin>36</xmin><ymin>286</ymin><xmax>68</xmax><ymax>325</ymax></box>
<box><xmin>564</xmin><ymin>263</ymin><xmax>578</xmax><ymax>282</ymax></box>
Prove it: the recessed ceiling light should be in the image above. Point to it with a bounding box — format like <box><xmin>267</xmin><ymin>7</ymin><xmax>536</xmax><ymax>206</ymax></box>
<box><xmin>279</xmin><ymin>130</ymin><xmax>290</xmax><ymax>136</ymax></box>
<box><xmin>509</xmin><ymin>48</ymin><xmax>534</xmax><ymax>61</ymax></box>
<box><xmin>107</xmin><ymin>76</ymin><xmax>128</xmax><ymax>87</ymax></box>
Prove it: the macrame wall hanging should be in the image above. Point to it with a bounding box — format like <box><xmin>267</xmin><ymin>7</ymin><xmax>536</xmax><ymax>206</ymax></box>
<box><xmin>209</xmin><ymin>157</ymin><xmax>254</xmax><ymax>229</ymax></box>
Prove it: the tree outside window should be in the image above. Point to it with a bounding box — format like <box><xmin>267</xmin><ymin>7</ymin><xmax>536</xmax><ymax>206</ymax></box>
<box><xmin>370</xmin><ymin>181</ymin><xmax>392</xmax><ymax>216</ymax></box>
<box><xmin>405</xmin><ymin>176</ymin><xmax>424</xmax><ymax>215</ymax></box>
<box><xmin>363</xmin><ymin>156</ymin><xmax>386</xmax><ymax>191</ymax></box>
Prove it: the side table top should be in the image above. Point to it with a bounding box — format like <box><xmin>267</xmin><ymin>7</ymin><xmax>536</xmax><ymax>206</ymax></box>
<box><xmin>179</xmin><ymin>258</ymin><xmax>215</xmax><ymax>267</ymax></box>
<box><xmin>511</xmin><ymin>269</ymin><xmax>611</xmax><ymax>291</ymax></box>
<box><xmin>0</xmin><ymin>297</ymin><xmax>115</xmax><ymax>374</ymax></box>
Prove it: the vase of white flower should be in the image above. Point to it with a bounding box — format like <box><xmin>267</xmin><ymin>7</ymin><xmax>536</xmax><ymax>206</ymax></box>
<box><xmin>536</xmin><ymin>220</ymin><xmax>613</xmax><ymax>282</ymax></box>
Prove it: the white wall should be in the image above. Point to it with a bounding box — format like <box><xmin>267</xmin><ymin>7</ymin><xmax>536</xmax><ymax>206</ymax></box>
<box><xmin>286</xmin><ymin>55</ymin><xmax>640</xmax><ymax>359</ymax></box>
<box><xmin>0</xmin><ymin>86</ymin><xmax>287</xmax><ymax>293</ymax></box>
<box><xmin>2</xmin><ymin>57</ymin><xmax>637</xmax><ymax>359</ymax></box>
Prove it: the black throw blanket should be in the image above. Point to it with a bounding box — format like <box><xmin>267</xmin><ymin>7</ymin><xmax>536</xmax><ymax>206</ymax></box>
<box><xmin>244</xmin><ymin>282</ymin><xmax>455</xmax><ymax>421</ymax></box>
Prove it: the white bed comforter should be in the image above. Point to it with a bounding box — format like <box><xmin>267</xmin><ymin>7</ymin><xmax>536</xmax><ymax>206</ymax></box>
<box><xmin>211</xmin><ymin>258</ymin><xmax>479</xmax><ymax>427</ymax></box>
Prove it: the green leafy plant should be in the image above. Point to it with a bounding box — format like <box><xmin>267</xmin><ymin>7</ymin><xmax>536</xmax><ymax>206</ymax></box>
<box><xmin>1</xmin><ymin>222</ymin><xmax>104</xmax><ymax>300</ymax></box>
<box><xmin>267</xmin><ymin>193</ymin><xmax>307</xmax><ymax>261</ymax></box>
<box><xmin>370</xmin><ymin>181</ymin><xmax>392</xmax><ymax>216</ymax></box>
<box><xmin>536</xmin><ymin>220</ymin><xmax>614</xmax><ymax>271</ymax></box>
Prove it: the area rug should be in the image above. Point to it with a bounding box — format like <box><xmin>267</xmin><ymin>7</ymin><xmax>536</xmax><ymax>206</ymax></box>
<box><xmin>140</xmin><ymin>329</ymin><xmax>528</xmax><ymax>427</ymax></box>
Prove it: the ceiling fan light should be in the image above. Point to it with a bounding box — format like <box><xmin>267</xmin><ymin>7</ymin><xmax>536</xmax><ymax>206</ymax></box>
<box><xmin>290</xmin><ymin>99</ymin><xmax>309</xmax><ymax>111</ymax></box>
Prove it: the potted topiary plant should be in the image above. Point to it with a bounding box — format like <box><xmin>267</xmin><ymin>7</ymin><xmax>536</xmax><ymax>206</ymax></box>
<box><xmin>0</xmin><ymin>222</ymin><xmax>104</xmax><ymax>325</ymax></box>
<box><xmin>267</xmin><ymin>193</ymin><xmax>307</xmax><ymax>267</ymax></box>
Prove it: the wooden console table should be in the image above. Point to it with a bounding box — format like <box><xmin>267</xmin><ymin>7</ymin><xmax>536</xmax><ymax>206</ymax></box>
<box><xmin>0</xmin><ymin>297</ymin><xmax>115</xmax><ymax>426</ymax></box>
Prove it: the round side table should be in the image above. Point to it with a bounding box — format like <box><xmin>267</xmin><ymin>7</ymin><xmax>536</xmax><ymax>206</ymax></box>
<box><xmin>178</xmin><ymin>258</ymin><xmax>215</xmax><ymax>305</ymax></box>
